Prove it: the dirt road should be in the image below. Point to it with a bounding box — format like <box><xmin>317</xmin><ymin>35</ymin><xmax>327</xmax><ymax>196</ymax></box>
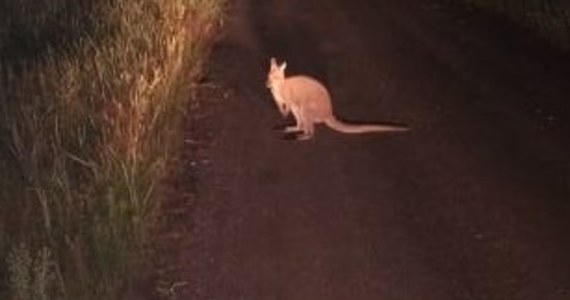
<box><xmin>151</xmin><ymin>0</ymin><xmax>570</xmax><ymax>299</ymax></box>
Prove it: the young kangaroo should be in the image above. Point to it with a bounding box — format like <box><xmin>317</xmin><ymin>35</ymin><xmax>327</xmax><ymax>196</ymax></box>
<box><xmin>266</xmin><ymin>57</ymin><xmax>408</xmax><ymax>140</ymax></box>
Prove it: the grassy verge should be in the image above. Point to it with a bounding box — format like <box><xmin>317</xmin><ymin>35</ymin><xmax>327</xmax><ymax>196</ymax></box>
<box><xmin>0</xmin><ymin>0</ymin><xmax>225</xmax><ymax>299</ymax></box>
<box><xmin>464</xmin><ymin>0</ymin><xmax>570</xmax><ymax>50</ymax></box>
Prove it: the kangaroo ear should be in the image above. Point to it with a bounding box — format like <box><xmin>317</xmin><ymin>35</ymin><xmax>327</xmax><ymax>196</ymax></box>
<box><xmin>280</xmin><ymin>61</ymin><xmax>287</xmax><ymax>71</ymax></box>
<box><xmin>270</xmin><ymin>57</ymin><xmax>277</xmax><ymax>66</ymax></box>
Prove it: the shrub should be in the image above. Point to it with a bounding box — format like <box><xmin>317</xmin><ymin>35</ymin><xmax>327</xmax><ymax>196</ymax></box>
<box><xmin>0</xmin><ymin>0</ymin><xmax>225</xmax><ymax>299</ymax></box>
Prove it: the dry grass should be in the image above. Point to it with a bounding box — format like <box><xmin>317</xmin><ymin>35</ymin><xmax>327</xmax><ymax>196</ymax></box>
<box><xmin>465</xmin><ymin>0</ymin><xmax>570</xmax><ymax>50</ymax></box>
<box><xmin>0</xmin><ymin>0</ymin><xmax>225</xmax><ymax>299</ymax></box>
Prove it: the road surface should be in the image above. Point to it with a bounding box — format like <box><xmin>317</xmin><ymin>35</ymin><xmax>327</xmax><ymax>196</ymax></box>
<box><xmin>150</xmin><ymin>0</ymin><xmax>570</xmax><ymax>299</ymax></box>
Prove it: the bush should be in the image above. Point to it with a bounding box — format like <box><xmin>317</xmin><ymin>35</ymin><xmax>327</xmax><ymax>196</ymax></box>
<box><xmin>0</xmin><ymin>0</ymin><xmax>225</xmax><ymax>299</ymax></box>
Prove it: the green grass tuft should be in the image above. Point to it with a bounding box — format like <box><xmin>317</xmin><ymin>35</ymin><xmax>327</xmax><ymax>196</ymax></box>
<box><xmin>0</xmin><ymin>0</ymin><xmax>226</xmax><ymax>299</ymax></box>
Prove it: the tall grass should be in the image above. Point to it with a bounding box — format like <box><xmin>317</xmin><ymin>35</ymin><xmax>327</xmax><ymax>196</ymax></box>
<box><xmin>0</xmin><ymin>0</ymin><xmax>225</xmax><ymax>299</ymax></box>
<box><xmin>464</xmin><ymin>0</ymin><xmax>570</xmax><ymax>50</ymax></box>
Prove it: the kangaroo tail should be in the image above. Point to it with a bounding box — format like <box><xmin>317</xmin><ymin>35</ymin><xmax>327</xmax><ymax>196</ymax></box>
<box><xmin>324</xmin><ymin>117</ymin><xmax>409</xmax><ymax>134</ymax></box>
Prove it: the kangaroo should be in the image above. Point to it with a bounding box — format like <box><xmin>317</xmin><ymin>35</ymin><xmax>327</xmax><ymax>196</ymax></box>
<box><xmin>266</xmin><ymin>57</ymin><xmax>408</xmax><ymax>140</ymax></box>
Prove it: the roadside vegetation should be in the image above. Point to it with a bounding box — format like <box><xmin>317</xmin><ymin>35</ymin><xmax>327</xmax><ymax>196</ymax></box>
<box><xmin>465</xmin><ymin>0</ymin><xmax>570</xmax><ymax>50</ymax></box>
<box><xmin>0</xmin><ymin>0</ymin><xmax>225</xmax><ymax>299</ymax></box>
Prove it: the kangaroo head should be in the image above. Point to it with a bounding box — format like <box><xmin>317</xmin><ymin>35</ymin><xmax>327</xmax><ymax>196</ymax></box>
<box><xmin>266</xmin><ymin>57</ymin><xmax>290</xmax><ymax>117</ymax></box>
<box><xmin>266</xmin><ymin>57</ymin><xmax>287</xmax><ymax>89</ymax></box>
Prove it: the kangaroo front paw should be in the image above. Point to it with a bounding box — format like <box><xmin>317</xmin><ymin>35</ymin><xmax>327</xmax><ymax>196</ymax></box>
<box><xmin>284</xmin><ymin>126</ymin><xmax>302</xmax><ymax>133</ymax></box>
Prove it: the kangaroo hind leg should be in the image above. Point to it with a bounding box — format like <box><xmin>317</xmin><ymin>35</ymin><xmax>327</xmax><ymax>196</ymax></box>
<box><xmin>284</xmin><ymin>105</ymin><xmax>304</xmax><ymax>133</ymax></box>
<box><xmin>296</xmin><ymin>114</ymin><xmax>315</xmax><ymax>140</ymax></box>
